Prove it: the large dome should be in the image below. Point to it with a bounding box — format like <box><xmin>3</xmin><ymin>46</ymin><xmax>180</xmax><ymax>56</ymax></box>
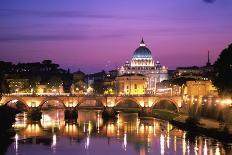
<box><xmin>133</xmin><ymin>39</ymin><xmax>153</xmax><ymax>59</ymax></box>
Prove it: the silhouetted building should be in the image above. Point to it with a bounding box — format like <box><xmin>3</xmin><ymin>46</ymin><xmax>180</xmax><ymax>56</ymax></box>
<box><xmin>174</xmin><ymin>51</ymin><xmax>214</xmax><ymax>80</ymax></box>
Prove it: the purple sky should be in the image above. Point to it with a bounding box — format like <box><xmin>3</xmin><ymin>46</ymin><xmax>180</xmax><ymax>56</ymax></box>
<box><xmin>0</xmin><ymin>0</ymin><xmax>232</xmax><ymax>73</ymax></box>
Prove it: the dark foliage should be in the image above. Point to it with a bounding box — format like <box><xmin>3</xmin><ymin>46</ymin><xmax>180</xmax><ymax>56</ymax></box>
<box><xmin>0</xmin><ymin>106</ymin><xmax>20</xmax><ymax>154</ymax></box>
<box><xmin>0</xmin><ymin>60</ymin><xmax>73</xmax><ymax>94</ymax></box>
<box><xmin>162</xmin><ymin>77</ymin><xmax>196</xmax><ymax>86</ymax></box>
<box><xmin>0</xmin><ymin>106</ymin><xmax>20</xmax><ymax>131</ymax></box>
<box><xmin>213</xmin><ymin>43</ymin><xmax>232</xmax><ymax>95</ymax></box>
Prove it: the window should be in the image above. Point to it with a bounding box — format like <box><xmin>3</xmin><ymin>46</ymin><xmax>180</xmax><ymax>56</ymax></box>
<box><xmin>134</xmin><ymin>84</ymin><xmax>137</xmax><ymax>89</ymax></box>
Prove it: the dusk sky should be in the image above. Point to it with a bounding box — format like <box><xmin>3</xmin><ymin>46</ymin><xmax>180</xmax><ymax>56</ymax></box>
<box><xmin>0</xmin><ymin>0</ymin><xmax>232</xmax><ymax>73</ymax></box>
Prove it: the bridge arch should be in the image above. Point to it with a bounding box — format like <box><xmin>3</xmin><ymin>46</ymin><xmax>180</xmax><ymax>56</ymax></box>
<box><xmin>152</xmin><ymin>98</ymin><xmax>179</xmax><ymax>112</ymax></box>
<box><xmin>115</xmin><ymin>98</ymin><xmax>142</xmax><ymax>110</ymax></box>
<box><xmin>77</xmin><ymin>98</ymin><xmax>105</xmax><ymax>109</ymax></box>
<box><xmin>3</xmin><ymin>97</ymin><xmax>29</xmax><ymax>111</ymax></box>
<box><xmin>39</xmin><ymin>97</ymin><xmax>66</xmax><ymax>109</ymax></box>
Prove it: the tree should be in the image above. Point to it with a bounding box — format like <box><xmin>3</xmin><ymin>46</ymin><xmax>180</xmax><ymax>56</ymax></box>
<box><xmin>42</xmin><ymin>60</ymin><xmax>52</xmax><ymax>64</ymax></box>
<box><xmin>30</xmin><ymin>76</ymin><xmax>41</xmax><ymax>94</ymax></box>
<box><xmin>92</xmin><ymin>80</ymin><xmax>105</xmax><ymax>94</ymax></box>
<box><xmin>213</xmin><ymin>43</ymin><xmax>232</xmax><ymax>96</ymax></box>
<box><xmin>48</xmin><ymin>76</ymin><xmax>62</xmax><ymax>87</ymax></box>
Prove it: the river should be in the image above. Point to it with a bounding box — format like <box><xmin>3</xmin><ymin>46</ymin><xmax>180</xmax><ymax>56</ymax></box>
<box><xmin>4</xmin><ymin>110</ymin><xmax>232</xmax><ymax>155</ymax></box>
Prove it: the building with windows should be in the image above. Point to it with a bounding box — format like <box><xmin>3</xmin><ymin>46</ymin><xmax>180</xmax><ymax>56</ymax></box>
<box><xmin>185</xmin><ymin>80</ymin><xmax>218</xmax><ymax>97</ymax></box>
<box><xmin>6</xmin><ymin>78</ymin><xmax>30</xmax><ymax>93</ymax></box>
<box><xmin>115</xmin><ymin>74</ymin><xmax>146</xmax><ymax>95</ymax></box>
<box><xmin>118</xmin><ymin>39</ymin><xmax>168</xmax><ymax>94</ymax></box>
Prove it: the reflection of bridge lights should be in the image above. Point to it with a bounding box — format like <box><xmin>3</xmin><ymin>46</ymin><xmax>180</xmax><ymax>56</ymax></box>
<box><xmin>136</xmin><ymin>118</ymin><xmax>140</xmax><ymax>134</ymax></box>
<box><xmin>41</xmin><ymin>114</ymin><xmax>52</xmax><ymax>127</ymax></box>
<box><xmin>160</xmin><ymin>134</ymin><xmax>165</xmax><ymax>155</ymax></box>
<box><xmin>107</xmin><ymin>123</ymin><xmax>115</xmax><ymax>137</ymax></box>
<box><xmin>194</xmin><ymin>138</ymin><xmax>198</xmax><ymax>155</ymax></box>
<box><xmin>83</xmin><ymin>123</ymin><xmax>86</xmax><ymax>132</ymax></box>
<box><xmin>14</xmin><ymin>134</ymin><xmax>19</xmax><ymax>152</ymax></box>
<box><xmin>97</xmin><ymin>113</ymin><xmax>100</xmax><ymax>133</ymax></box>
<box><xmin>117</xmin><ymin>118</ymin><xmax>120</xmax><ymax>137</ymax></box>
<box><xmin>85</xmin><ymin>135</ymin><xmax>90</xmax><ymax>150</ymax></box>
<box><xmin>56</xmin><ymin>110</ymin><xmax>59</xmax><ymax>121</ymax></box>
<box><xmin>187</xmin><ymin>140</ymin><xmax>190</xmax><ymax>155</ymax></box>
<box><xmin>153</xmin><ymin>122</ymin><xmax>156</xmax><ymax>136</ymax></box>
<box><xmin>140</xmin><ymin>124</ymin><xmax>145</xmax><ymax>135</ymax></box>
<box><xmin>148</xmin><ymin>126</ymin><xmax>153</xmax><ymax>135</ymax></box>
<box><xmin>215</xmin><ymin>144</ymin><xmax>220</xmax><ymax>155</ymax></box>
<box><xmin>166</xmin><ymin>123</ymin><xmax>170</xmax><ymax>149</ymax></box>
<box><xmin>174</xmin><ymin>136</ymin><xmax>176</xmax><ymax>152</ymax></box>
<box><xmin>64</xmin><ymin>124</ymin><xmax>77</xmax><ymax>136</ymax></box>
<box><xmin>167</xmin><ymin>133</ymin><xmax>170</xmax><ymax>149</ymax></box>
<box><xmin>88</xmin><ymin>121</ymin><xmax>92</xmax><ymax>134</ymax></box>
<box><xmin>123</xmin><ymin>133</ymin><xmax>127</xmax><ymax>151</ymax></box>
<box><xmin>25</xmin><ymin>124</ymin><xmax>41</xmax><ymax>136</ymax></box>
<box><xmin>203</xmin><ymin>140</ymin><xmax>207</xmax><ymax>155</ymax></box>
<box><xmin>182</xmin><ymin>132</ymin><xmax>186</xmax><ymax>155</ymax></box>
<box><xmin>147</xmin><ymin>137</ymin><xmax>151</xmax><ymax>152</ymax></box>
<box><xmin>52</xmin><ymin>134</ymin><xmax>57</xmax><ymax>147</ymax></box>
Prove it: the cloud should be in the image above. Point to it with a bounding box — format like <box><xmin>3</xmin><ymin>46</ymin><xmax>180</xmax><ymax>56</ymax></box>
<box><xmin>0</xmin><ymin>9</ymin><xmax>125</xmax><ymax>19</ymax></box>
<box><xmin>0</xmin><ymin>33</ymin><xmax>124</xmax><ymax>42</ymax></box>
<box><xmin>203</xmin><ymin>0</ymin><xmax>216</xmax><ymax>3</ymax></box>
<box><xmin>0</xmin><ymin>34</ymin><xmax>86</xmax><ymax>42</ymax></box>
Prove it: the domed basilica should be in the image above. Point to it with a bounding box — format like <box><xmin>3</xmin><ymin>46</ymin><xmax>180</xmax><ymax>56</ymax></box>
<box><xmin>118</xmin><ymin>39</ymin><xmax>168</xmax><ymax>94</ymax></box>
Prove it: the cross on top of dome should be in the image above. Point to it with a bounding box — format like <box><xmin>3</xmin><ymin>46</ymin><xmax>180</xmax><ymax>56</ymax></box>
<box><xmin>140</xmin><ymin>38</ymin><xmax>146</xmax><ymax>47</ymax></box>
<box><xmin>133</xmin><ymin>38</ymin><xmax>152</xmax><ymax>59</ymax></box>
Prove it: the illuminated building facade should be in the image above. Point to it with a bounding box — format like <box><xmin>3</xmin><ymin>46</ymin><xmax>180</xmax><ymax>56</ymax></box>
<box><xmin>118</xmin><ymin>39</ymin><xmax>168</xmax><ymax>93</ymax></box>
<box><xmin>185</xmin><ymin>80</ymin><xmax>218</xmax><ymax>96</ymax></box>
<box><xmin>36</xmin><ymin>84</ymin><xmax>64</xmax><ymax>94</ymax></box>
<box><xmin>115</xmin><ymin>74</ymin><xmax>147</xmax><ymax>95</ymax></box>
<box><xmin>6</xmin><ymin>78</ymin><xmax>30</xmax><ymax>93</ymax></box>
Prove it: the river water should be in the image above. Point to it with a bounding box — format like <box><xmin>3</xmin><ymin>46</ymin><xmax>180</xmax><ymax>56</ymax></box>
<box><xmin>5</xmin><ymin>110</ymin><xmax>232</xmax><ymax>155</ymax></box>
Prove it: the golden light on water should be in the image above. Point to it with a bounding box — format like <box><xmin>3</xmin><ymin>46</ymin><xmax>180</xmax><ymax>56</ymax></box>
<box><xmin>11</xmin><ymin>110</ymin><xmax>231</xmax><ymax>154</ymax></box>
<box><xmin>160</xmin><ymin>134</ymin><xmax>165</xmax><ymax>155</ymax></box>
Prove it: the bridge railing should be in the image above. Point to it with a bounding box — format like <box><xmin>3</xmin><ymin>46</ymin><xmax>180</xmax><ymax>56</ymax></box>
<box><xmin>2</xmin><ymin>93</ymin><xmax>180</xmax><ymax>98</ymax></box>
<box><xmin>3</xmin><ymin>93</ymin><xmax>70</xmax><ymax>97</ymax></box>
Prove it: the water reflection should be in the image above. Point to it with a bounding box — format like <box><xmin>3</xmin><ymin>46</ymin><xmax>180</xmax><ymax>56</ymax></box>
<box><xmin>6</xmin><ymin>110</ymin><xmax>232</xmax><ymax>155</ymax></box>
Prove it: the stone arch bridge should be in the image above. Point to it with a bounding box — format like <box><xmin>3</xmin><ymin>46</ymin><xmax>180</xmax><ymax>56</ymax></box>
<box><xmin>0</xmin><ymin>94</ymin><xmax>183</xmax><ymax>112</ymax></box>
